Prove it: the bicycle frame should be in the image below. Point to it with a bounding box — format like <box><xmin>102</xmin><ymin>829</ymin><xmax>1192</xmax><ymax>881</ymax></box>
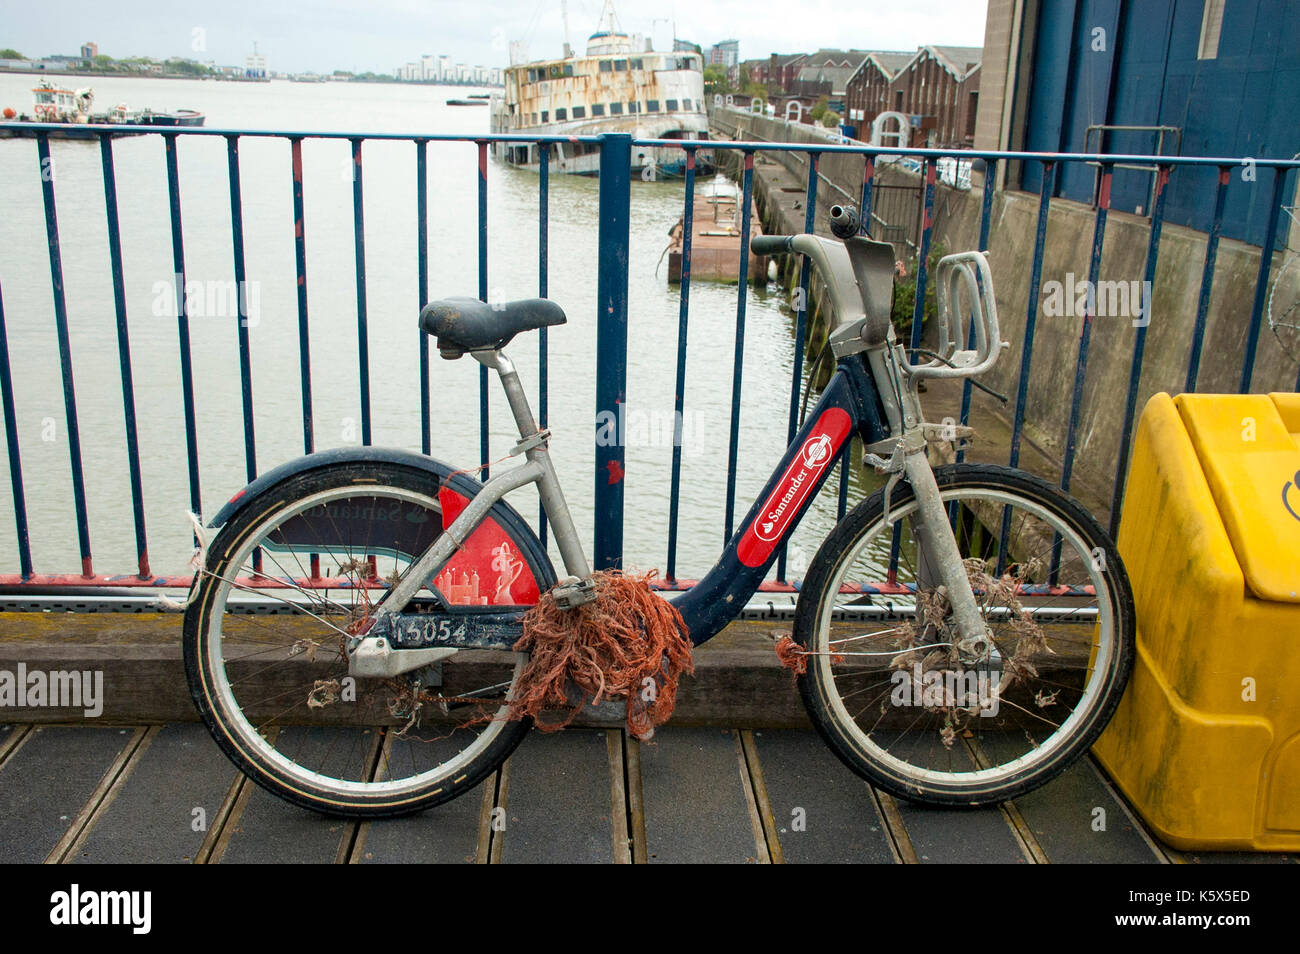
<box><xmin>361</xmin><ymin>343</ymin><xmax>888</xmax><ymax>665</ymax></box>
<box><xmin>364</xmin><ymin>243</ymin><xmax>1003</xmax><ymax>671</ymax></box>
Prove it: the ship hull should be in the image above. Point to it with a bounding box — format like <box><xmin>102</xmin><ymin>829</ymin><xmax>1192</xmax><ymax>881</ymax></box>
<box><xmin>493</xmin><ymin>137</ymin><xmax>714</xmax><ymax>178</ymax></box>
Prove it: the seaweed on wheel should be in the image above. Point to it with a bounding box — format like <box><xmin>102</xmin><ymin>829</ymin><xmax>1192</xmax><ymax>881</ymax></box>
<box><xmin>884</xmin><ymin>557</ymin><xmax>1056</xmax><ymax>747</ymax></box>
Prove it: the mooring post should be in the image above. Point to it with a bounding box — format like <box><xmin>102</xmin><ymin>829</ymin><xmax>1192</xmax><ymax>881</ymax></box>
<box><xmin>594</xmin><ymin>133</ymin><xmax>631</xmax><ymax>570</ymax></box>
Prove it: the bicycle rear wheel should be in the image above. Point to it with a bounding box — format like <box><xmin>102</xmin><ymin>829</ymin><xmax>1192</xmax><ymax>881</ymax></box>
<box><xmin>184</xmin><ymin>461</ymin><xmax>543</xmax><ymax>818</ymax></box>
<box><xmin>794</xmin><ymin>464</ymin><xmax>1135</xmax><ymax>806</ymax></box>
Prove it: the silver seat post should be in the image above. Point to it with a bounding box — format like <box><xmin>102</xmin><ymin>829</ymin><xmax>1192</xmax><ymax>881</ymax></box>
<box><xmin>474</xmin><ymin>349</ymin><xmax>591</xmax><ymax>580</ymax></box>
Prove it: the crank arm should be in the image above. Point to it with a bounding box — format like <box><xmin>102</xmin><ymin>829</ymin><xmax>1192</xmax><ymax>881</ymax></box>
<box><xmin>348</xmin><ymin>638</ymin><xmax>457</xmax><ymax>678</ymax></box>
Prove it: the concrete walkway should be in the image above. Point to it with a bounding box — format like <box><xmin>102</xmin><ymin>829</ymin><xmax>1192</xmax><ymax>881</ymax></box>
<box><xmin>1</xmin><ymin>722</ymin><xmax>1293</xmax><ymax>864</ymax></box>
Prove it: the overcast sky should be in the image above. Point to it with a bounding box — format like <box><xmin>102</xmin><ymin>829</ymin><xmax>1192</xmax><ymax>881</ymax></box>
<box><xmin>3</xmin><ymin>0</ymin><xmax>988</xmax><ymax>74</ymax></box>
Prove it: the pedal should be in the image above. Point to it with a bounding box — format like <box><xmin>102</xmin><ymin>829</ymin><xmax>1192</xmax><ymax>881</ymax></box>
<box><xmin>552</xmin><ymin>576</ymin><xmax>598</xmax><ymax>610</ymax></box>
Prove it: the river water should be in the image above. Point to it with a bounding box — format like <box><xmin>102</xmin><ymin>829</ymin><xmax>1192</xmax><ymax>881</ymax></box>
<box><xmin>0</xmin><ymin>74</ymin><xmax>879</xmax><ymax>582</ymax></box>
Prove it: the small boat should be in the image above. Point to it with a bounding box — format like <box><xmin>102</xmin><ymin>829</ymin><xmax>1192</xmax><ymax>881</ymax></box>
<box><xmin>467</xmin><ymin>93</ymin><xmax>491</xmax><ymax>99</ymax></box>
<box><xmin>446</xmin><ymin>98</ymin><xmax>489</xmax><ymax>106</ymax></box>
<box><xmin>0</xmin><ymin>82</ymin><xmax>205</xmax><ymax>138</ymax></box>
<box><xmin>131</xmin><ymin>108</ymin><xmax>205</xmax><ymax>127</ymax></box>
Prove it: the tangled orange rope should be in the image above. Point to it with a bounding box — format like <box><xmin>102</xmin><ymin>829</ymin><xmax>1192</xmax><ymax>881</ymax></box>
<box><xmin>510</xmin><ymin>570</ymin><xmax>694</xmax><ymax>740</ymax></box>
<box><xmin>774</xmin><ymin>634</ymin><xmax>808</xmax><ymax>675</ymax></box>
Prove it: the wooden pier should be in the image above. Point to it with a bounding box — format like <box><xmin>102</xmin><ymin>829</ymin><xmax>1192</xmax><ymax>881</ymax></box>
<box><xmin>668</xmin><ymin>189</ymin><xmax>764</xmax><ymax>284</ymax></box>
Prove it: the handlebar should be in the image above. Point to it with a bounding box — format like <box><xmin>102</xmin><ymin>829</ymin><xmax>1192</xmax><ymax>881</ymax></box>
<box><xmin>749</xmin><ymin>207</ymin><xmax>1003</xmax><ymax>378</ymax></box>
<box><xmin>755</xmin><ymin>206</ymin><xmax>858</xmax><ymax>255</ymax></box>
<box><xmin>751</xmin><ymin>235</ymin><xmax>792</xmax><ymax>255</ymax></box>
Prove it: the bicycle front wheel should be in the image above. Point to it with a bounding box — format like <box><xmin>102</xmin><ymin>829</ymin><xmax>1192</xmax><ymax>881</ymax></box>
<box><xmin>794</xmin><ymin>464</ymin><xmax>1135</xmax><ymax>806</ymax></box>
<box><xmin>184</xmin><ymin>461</ymin><xmax>538</xmax><ymax>818</ymax></box>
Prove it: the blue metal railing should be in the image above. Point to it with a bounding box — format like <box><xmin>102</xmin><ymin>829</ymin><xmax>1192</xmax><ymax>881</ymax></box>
<box><xmin>0</xmin><ymin>119</ymin><xmax>1297</xmax><ymax>589</ymax></box>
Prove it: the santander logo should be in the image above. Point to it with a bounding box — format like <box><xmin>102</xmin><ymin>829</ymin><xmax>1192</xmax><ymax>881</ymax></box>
<box><xmin>801</xmin><ymin>433</ymin><xmax>834</xmax><ymax>469</ymax></box>
<box><xmin>738</xmin><ymin>408</ymin><xmax>851</xmax><ymax>567</ymax></box>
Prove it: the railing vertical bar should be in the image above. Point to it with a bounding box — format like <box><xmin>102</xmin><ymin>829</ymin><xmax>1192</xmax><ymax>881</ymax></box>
<box><xmin>891</xmin><ymin>155</ymin><xmax>939</xmax><ymax>580</ymax></box>
<box><xmin>841</xmin><ymin>142</ymin><xmax>863</xmax><ymax>519</ymax></box>
<box><xmin>909</xmin><ymin>157</ymin><xmax>938</xmax><ymax>351</ymax></box>
<box><xmin>349</xmin><ymin>137</ymin><xmax>372</xmax><ymax>446</ymax></box>
<box><xmin>724</xmin><ymin>150</ymin><xmax>756</xmax><ymax>542</ymax></box>
<box><xmin>1185</xmin><ymin>167</ymin><xmax>1230</xmax><ymax>393</ymax></box>
<box><xmin>226</xmin><ymin>135</ymin><xmax>257</xmax><ymax>483</ymax></box>
<box><xmin>836</xmin><ymin>440</ymin><xmax>850</xmax><ymax>520</ymax></box>
<box><xmin>290</xmin><ymin>138</ymin><xmax>314</xmax><ymax>454</ymax></box>
<box><xmin>99</xmin><ymin>135</ymin><xmax>150</xmax><ymax>578</ymax></box>
<box><xmin>956</xmin><ymin>158</ymin><xmax>998</xmax><ymax>465</ymax></box>
<box><xmin>1109</xmin><ymin>164</ymin><xmax>1172</xmax><ymax>539</ymax></box>
<box><xmin>163</xmin><ymin>133</ymin><xmax>202</xmax><ymax>518</ymax></box>
<box><xmin>593</xmin><ymin>133</ymin><xmax>631</xmax><ymax>570</ymax></box>
<box><xmin>976</xmin><ymin>160</ymin><xmax>998</xmax><ymax>256</ymax></box>
<box><xmin>37</xmin><ymin>133</ymin><xmax>92</xmax><ymax>577</ymax></box>
<box><xmin>0</xmin><ymin>282</ymin><xmax>33</xmax><ymax>579</ymax></box>
<box><xmin>538</xmin><ymin>145</ymin><xmax>549</xmax><ymax>545</ymax></box>
<box><xmin>1050</xmin><ymin>164</ymin><xmax>1112</xmax><ymax>582</ymax></box>
<box><xmin>477</xmin><ymin>140</ymin><xmax>490</xmax><ymax>480</ymax></box>
<box><xmin>859</xmin><ymin>155</ymin><xmax>875</xmax><ymax>236</ymax></box>
<box><xmin>777</xmin><ymin>149</ymin><xmax>819</xmax><ymax>582</ymax></box>
<box><xmin>1008</xmin><ymin>161</ymin><xmax>1056</xmax><ymax>468</ymax></box>
<box><xmin>417</xmin><ymin>139</ymin><xmax>431</xmax><ymax>455</ymax></box>
<box><xmin>666</xmin><ymin>147</ymin><xmax>697</xmax><ymax>582</ymax></box>
<box><xmin>1060</xmin><ymin>164</ymin><xmax>1111</xmax><ymax>492</ymax></box>
<box><xmin>1239</xmin><ymin>166</ymin><xmax>1290</xmax><ymax>393</ymax></box>
<box><xmin>999</xmin><ymin>161</ymin><xmax>1056</xmax><ymax>574</ymax></box>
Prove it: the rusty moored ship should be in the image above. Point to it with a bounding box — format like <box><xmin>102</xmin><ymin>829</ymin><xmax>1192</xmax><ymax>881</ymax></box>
<box><xmin>489</xmin><ymin>1</ymin><xmax>713</xmax><ymax>178</ymax></box>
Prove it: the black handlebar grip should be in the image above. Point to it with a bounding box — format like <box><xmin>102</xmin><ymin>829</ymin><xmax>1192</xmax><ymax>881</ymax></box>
<box><xmin>751</xmin><ymin>235</ymin><xmax>793</xmax><ymax>255</ymax></box>
<box><xmin>829</xmin><ymin>204</ymin><xmax>860</xmax><ymax>239</ymax></box>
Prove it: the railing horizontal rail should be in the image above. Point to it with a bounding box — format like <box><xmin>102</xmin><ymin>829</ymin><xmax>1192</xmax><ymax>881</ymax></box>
<box><xmin>0</xmin><ymin>118</ymin><xmax>1296</xmax><ymax>599</ymax></box>
<box><xmin>9</xmin><ymin>121</ymin><xmax>1300</xmax><ymax>168</ymax></box>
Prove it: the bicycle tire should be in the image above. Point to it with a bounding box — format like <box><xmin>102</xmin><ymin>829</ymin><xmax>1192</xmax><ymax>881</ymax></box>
<box><xmin>794</xmin><ymin>463</ymin><xmax>1135</xmax><ymax>806</ymax></box>
<box><xmin>184</xmin><ymin>460</ymin><xmax>538</xmax><ymax>818</ymax></box>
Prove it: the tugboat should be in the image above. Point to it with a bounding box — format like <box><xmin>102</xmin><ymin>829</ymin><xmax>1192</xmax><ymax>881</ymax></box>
<box><xmin>489</xmin><ymin>0</ymin><xmax>712</xmax><ymax>178</ymax></box>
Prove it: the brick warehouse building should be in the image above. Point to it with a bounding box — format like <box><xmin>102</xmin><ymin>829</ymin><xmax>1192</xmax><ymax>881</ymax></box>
<box><xmin>844</xmin><ymin>46</ymin><xmax>983</xmax><ymax>148</ymax></box>
<box><xmin>789</xmin><ymin>48</ymin><xmax>874</xmax><ymax>103</ymax></box>
<box><xmin>842</xmin><ymin>51</ymin><xmax>916</xmax><ymax>139</ymax></box>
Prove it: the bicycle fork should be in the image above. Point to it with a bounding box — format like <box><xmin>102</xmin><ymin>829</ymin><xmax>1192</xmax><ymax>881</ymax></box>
<box><xmin>867</xmin><ymin>346</ymin><xmax>993</xmax><ymax>663</ymax></box>
<box><xmin>901</xmin><ymin>451</ymin><xmax>993</xmax><ymax>661</ymax></box>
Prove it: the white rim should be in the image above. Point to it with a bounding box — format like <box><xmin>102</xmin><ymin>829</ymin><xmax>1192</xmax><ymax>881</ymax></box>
<box><xmin>205</xmin><ymin>484</ymin><xmax>523</xmax><ymax>800</ymax></box>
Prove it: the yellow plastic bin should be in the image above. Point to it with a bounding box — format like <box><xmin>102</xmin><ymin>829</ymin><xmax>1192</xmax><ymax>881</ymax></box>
<box><xmin>1094</xmin><ymin>391</ymin><xmax>1300</xmax><ymax>851</ymax></box>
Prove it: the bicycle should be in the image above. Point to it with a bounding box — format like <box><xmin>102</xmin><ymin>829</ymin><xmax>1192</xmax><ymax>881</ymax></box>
<box><xmin>183</xmin><ymin>204</ymin><xmax>1135</xmax><ymax>817</ymax></box>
